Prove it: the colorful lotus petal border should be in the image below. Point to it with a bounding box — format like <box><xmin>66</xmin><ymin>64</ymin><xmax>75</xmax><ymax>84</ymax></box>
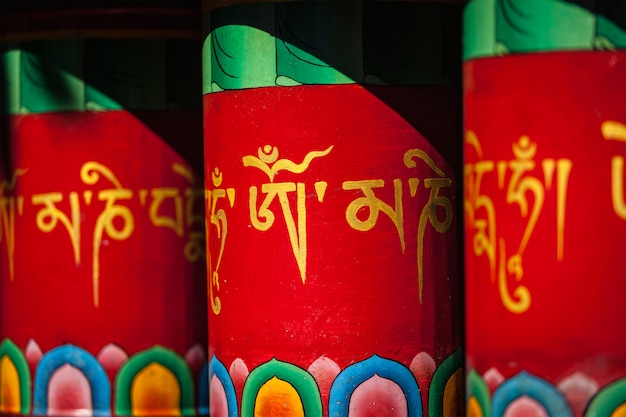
<box><xmin>0</xmin><ymin>338</ymin><xmax>206</xmax><ymax>416</ymax></box>
<box><xmin>467</xmin><ymin>367</ymin><xmax>626</xmax><ymax>417</ymax></box>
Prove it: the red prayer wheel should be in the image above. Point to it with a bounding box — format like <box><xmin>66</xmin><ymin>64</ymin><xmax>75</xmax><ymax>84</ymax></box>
<box><xmin>203</xmin><ymin>1</ymin><xmax>465</xmax><ymax>416</ymax></box>
<box><xmin>463</xmin><ymin>1</ymin><xmax>626</xmax><ymax>416</ymax></box>
<box><xmin>0</xmin><ymin>2</ymin><xmax>207</xmax><ymax>415</ymax></box>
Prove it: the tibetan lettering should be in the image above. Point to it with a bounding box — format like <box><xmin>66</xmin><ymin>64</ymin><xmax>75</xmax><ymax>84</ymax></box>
<box><xmin>243</xmin><ymin>145</ymin><xmax>333</xmax><ymax>284</ymax></box>
<box><xmin>465</xmin><ymin>132</ymin><xmax>572</xmax><ymax>314</ymax></box>
<box><xmin>206</xmin><ymin>167</ymin><xmax>235</xmax><ymax>315</ymax></box>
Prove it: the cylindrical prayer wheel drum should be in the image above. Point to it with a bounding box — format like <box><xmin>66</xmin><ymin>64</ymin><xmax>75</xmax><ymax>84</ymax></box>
<box><xmin>203</xmin><ymin>1</ymin><xmax>465</xmax><ymax>416</ymax></box>
<box><xmin>463</xmin><ymin>1</ymin><xmax>626</xmax><ymax>416</ymax></box>
<box><xmin>0</xmin><ymin>3</ymin><xmax>207</xmax><ymax>415</ymax></box>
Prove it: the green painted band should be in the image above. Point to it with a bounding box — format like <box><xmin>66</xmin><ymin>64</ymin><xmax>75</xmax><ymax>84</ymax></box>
<box><xmin>1</xmin><ymin>39</ymin><xmax>201</xmax><ymax>115</ymax></box>
<box><xmin>463</xmin><ymin>0</ymin><xmax>626</xmax><ymax>61</ymax></box>
<box><xmin>202</xmin><ymin>2</ymin><xmax>463</xmax><ymax>93</ymax></box>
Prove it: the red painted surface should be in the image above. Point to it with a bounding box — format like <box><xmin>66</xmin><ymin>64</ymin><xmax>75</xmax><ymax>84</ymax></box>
<box><xmin>464</xmin><ymin>51</ymin><xmax>626</xmax><ymax>385</ymax></box>
<box><xmin>204</xmin><ymin>84</ymin><xmax>462</xmax><ymax>409</ymax></box>
<box><xmin>0</xmin><ymin>110</ymin><xmax>206</xmax><ymax>358</ymax></box>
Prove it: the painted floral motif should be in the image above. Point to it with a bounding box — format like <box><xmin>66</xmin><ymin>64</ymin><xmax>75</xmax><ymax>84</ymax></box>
<box><xmin>308</xmin><ymin>356</ymin><xmax>341</xmax><ymax>413</ymax></box>
<box><xmin>0</xmin><ymin>339</ymin><xmax>30</xmax><ymax>414</ymax></box>
<box><xmin>467</xmin><ymin>368</ymin><xmax>626</xmax><ymax>417</ymax></box>
<box><xmin>329</xmin><ymin>355</ymin><xmax>422</xmax><ymax>417</ymax></box>
<box><xmin>24</xmin><ymin>339</ymin><xmax>43</xmax><ymax>369</ymax></box>
<box><xmin>557</xmin><ymin>372</ymin><xmax>599</xmax><ymax>416</ymax></box>
<box><xmin>585</xmin><ymin>378</ymin><xmax>626</xmax><ymax>417</ymax></box>
<box><xmin>428</xmin><ymin>349</ymin><xmax>463</xmax><ymax>417</ymax></box>
<box><xmin>33</xmin><ymin>345</ymin><xmax>110</xmax><ymax>416</ymax></box>
<box><xmin>206</xmin><ymin>349</ymin><xmax>464</xmax><ymax>417</ymax></box>
<box><xmin>0</xmin><ymin>338</ymin><xmax>207</xmax><ymax>416</ymax></box>
<box><xmin>241</xmin><ymin>358</ymin><xmax>322</xmax><ymax>417</ymax></box>
<box><xmin>209</xmin><ymin>357</ymin><xmax>238</xmax><ymax>417</ymax></box>
<box><xmin>115</xmin><ymin>346</ymin><xmax>195</xmax><ymax>416</ymax></box>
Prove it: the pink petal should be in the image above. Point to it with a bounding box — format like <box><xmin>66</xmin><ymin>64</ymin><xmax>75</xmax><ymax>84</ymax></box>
<box><xmin>96</xmin><ymin>344</ymin><xmax>128</xmax><ymax>376</ymax></box>
<box><xmin>210</xmin><ymin>375</ymin><xmax>229</xmax><ymax>417</ymax></box>
<box><xmin>185</xmin><ymin>344</ymin><xmax>207</xmax><ymax>374</ymax></box>
<box><xmin>308</xmin><ymin>356</ymin><xmax>341</xmax><ymax>409</ymax></box>
<box><xmin>557</xmin><ymin>372</ymin><xmax>599</xmax><ymax>417</ymax></box>
<box><xmin>483</xmin><ymin>367</ymin><xmax>505</xmax><ymax>393</ymax></box>
<box><xmin>410</xmin><ymin>351</ymin><xmax>436</xmax><ymax>390</ymax></box>
<box><xmin>348</xmin><ymin>375</ymin><xmax>408</xmax><ymax>417</ymax></box>
<box><xmin>229</xmin><ymin>358</ymin><xmax>249</xmax><ymax>396</ymax></box>
<box><xmin>25</xmin><ymin>339</ymin><xmax>43</xmax><ymax>367</ymax></box>
<box><xmin>503</xmin><ymin>396</ymin><xmax>549</xmax><ymax>417</ymax></box>
<box><xmin>48</xmin><ymin>364</ymin><xmax>93</xmax><ymax>416</ymax></box>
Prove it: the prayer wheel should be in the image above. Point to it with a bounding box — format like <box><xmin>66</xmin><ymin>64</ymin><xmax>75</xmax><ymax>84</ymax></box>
<box><xmin>203</xmin><ymin>1</ymin><xmax>465</xmax><ymax>416</ymax></box>
<box><xmin>0</xmin><ymin>2</ymin><xmax>207</xmax><ymax>415</ymax></box>
<box><xmin>463</xmin><ymin>1</ymin><xmax>626</xmax><ymax>416</ymax></box>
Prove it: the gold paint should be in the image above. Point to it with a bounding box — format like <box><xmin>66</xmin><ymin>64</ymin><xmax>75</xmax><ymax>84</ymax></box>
<box><xmin>174</xmin><ymin>164</ymin><xmax>206</xmax><ymax>263</ymax></box>
<box><xmin>602</xmin><ymin>121</ymin><xmax>626</xmax><ymax>220</ymax></box>
<box><xmin>16</xmin><ymin>197</ymin><xmax>23</xmax><ymax>216</ymax></box>
<box><xmin>464</xmin><ymin>132</ymin><xmax>497</xmax><ymax>281</ymax></box>
<box><xmin>243</xmin><ymin>145</ymin><xmax>333</xmax><ymax>182</ymax></box>
<box><xmin>514</xmin><ymin>135</ymin><xmax>535</xmax><ymax>158</ymax></box>
<box><xmin>209</xmin><ymin>268</ymin><xmax>222</xmax><ymax>315</ymax></box>
<box><xmin>207</xmin><ymin>168</ymin><xmax>235</xmax><ymax>315</ymax></box>
<box><xmin>250</xmin><ymin>182</ymin><xmax>308</xmax><ymax>282</ymax></box>
<box><xmin>227</xmin><ymin>188</ymin><xmax>236</xmax><ymax>207</ymax></box>
<box><xmin>506</xmin><ymin>136</ymin><xmax>544</xmax><ymax>255</ymax></box>
<box><xmin>244</xmin><ymin>146</ymin><xmax>333</xmax><ymax>283</ymax></box>
<box><xmin>403</xmin><ymin>148</ymin><xmax>445</xmax><ymax>177</ymax></box>
<box><xmin>405</xmin><ymin>148</ymin><xmax>453</xmax><ymax>302</ymax></box>
<box><xmin>248</xmin><ymin>185</ymin><xmax>277</xmax><ymax>231</ymax></box>
<box><xmin>466</xmin><ymin>131</ymin><xmax>574</xmax><ymax>314</ymax></box>
<box><xmin>0</xmin><ymin>169</ymin><xmax>27</xmax><ymax>189</ymax></box>
<box><xmin>208</xmin><ymin>188</ymin><xmax>227</xmax><ymax>315</ymax></box>
<box><xmin>542</xmin><ymin>159</ymin><xmax>556</xmax><ymax>189</ymax></box>
<box><xmin>496</xmin><ymin>160</ymin><xmax>507</xmax><ymax>189</ymax></box>
<box><xmin>0</xmin><ymin>169</ymin><xmax>27</xmax><ymax>281</ymax></box>
<box><xmin>81</xmin><ymin>161</ymin><xmax>123</xmax><ymax>189</ymax></box>
<box><xmin>408</xmin><ymin>178</ymin><xmax>419</xmax><ymax>197</ymax></box>
<box><xmin>314</xmin><ymin>181</ymin><xmax>328</xmax><ymax>202</ymax></box>
<box><xmin>258</xmin><ymin>145</ymin><xmax>279</xmax><ymax>164</ymax></box>
<box><xmin>83</xmin><ymin>190</ymin><xmax>93</xmax><ymax>206</ymax></box>
<box><xmin>343</xmin><ymin>179</ymin><xmax>405</xmax><ymax>252</ymax></box>
<box><xmin>602</xmin><ymin>120</ymin><xmax>626</xmax><ymax>140</ymax></box>
<box><xmin>138</xmin><ymin>189</ymin><xmax>148</xmax><ymax>206</ymax></box>
<box><xmin>555</xmin><ymin>160</ymin><xmax>572</xmax><ymax>260</ymax></box>
<box><xmin>0</xmin><ymin>198</ymin><xmax>17</xmax><ymax>281</ymax></box>
<box><xmin>149</xmin><ymin>188</ymin><xmax>184</xmax><ymax>237</ymax></box>
<box><xmin>184</xmin><ymin>231</ymin><xmax>204</xmax><ymax>263</ymax></box>
<box><xmin>611</xmin><ymin>156</ymin><xmax>626</xmax><ymax>220</ymax></box>
<box><xmin>498</xmin><ymin>239</ymin><xmax>531</xmax><ymax>314</ymax></box>
<box><xmin>81</xmin><ymin>162</ymin><xmax>134</xmax><ymax>307</ymax></box>
<box><xmin>211</xmin><ymin>167</ymin><xmax>223</xmax><ymax>187</ymax></box>
<box><xmin>183</xmin><ymin>186</ymin><xmax>206</xmax><ymax>262</ymax></box>
<box><xmin>417</xmin><ymin>177</ymin><xmax>452</xmax><ymax>302</ymax></box>
<box><xmin>465</xmin><ymin>131</ymin><xmax>484</xmax><ymax>159</ymax></box>
<box><xmin>173</xmin><ymin>162</ymin><xmax>195</xmax><ymax>184</ymax></box>
<box><xmin>32</xmin><ymin>191</ymin><xmax>81</xmax><ymax>266</ymax></box>
<box><xmin>8</xmin><ymin>160</ymin><xmax>205</xmax><ymax>307</ymax></box>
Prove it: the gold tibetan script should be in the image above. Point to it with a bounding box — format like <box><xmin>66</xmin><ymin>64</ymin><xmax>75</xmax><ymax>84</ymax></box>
<box><xmin>243</xmin><ymin>145</ymin><xmax>333</xmax><ymax>283</ymax></box>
